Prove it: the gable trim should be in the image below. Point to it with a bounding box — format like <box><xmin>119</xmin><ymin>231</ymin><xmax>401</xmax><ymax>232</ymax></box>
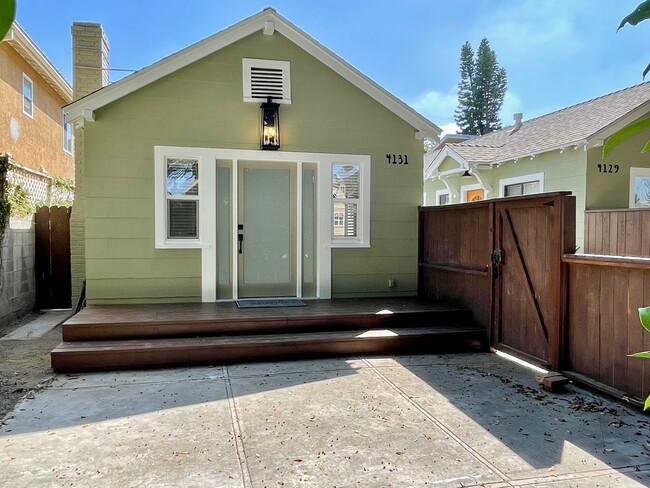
<box><xmin>64</xmin><ymin>9</ymin><xmax>440</xmax><ymax>137</ymax></box>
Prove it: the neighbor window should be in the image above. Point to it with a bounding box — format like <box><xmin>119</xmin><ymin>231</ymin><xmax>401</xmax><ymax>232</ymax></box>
<box><xmin>436</xmin><ymin>189</ymin><xmax>451</xmax><ymax>205</ymax></box>
<box><xmin>23</xmin><ymin>74</ymin><xmax>34</xmax><ymax>117</ymax></box>
<box><xmin>63</xmin><ymin>122</ymin><xmax>73</xmax><ymax>153</ymax></box>
<box><xmin>499</xmin><ymin>173</ymin><xmax>544</xmax><ymax>198</ymax></box>
<box><xmin>332</xmin><ymin>163</ymin><xmax>360</xmax><ymax>238</ymax></box>
<box><xmin>166</xmin><ymin>158</ymin><xmax>199</xmax><ymax>239</ymax></box>
<box><xmin>630</xmin><ymin>167</ymin><xmax>650</xmax><ymax>208</ymax></box>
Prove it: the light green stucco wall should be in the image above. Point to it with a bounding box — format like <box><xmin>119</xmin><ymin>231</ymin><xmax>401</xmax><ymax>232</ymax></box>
<box><xmin>424</xmin><ymin>149</ymin><xmax>587</xmax><ymax>251</ymax></box>
<box><xmin>586</xmin><ymin>122</ymin><xmax>650</xmax><ymax>209</ymax></box>
<box><xmin>83</xmin><ymin>31</ymin><xmax>423</xmax><ymax>303</ymax></box>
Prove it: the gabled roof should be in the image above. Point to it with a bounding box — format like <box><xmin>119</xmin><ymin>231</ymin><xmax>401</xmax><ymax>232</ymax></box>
<box><xmin>426</xmin><ymin>82</ymin><xmax>650</xmax><ymax>177</ymax></box>
<box><xmin>3</xmin><ymin>22</ymin><xmax>73</xmax><ymax>103</ymax></box>
<box><xmin>64</xmin><ymin>8</ymin><xmax>440</xmax><ymax>138</ymax></box>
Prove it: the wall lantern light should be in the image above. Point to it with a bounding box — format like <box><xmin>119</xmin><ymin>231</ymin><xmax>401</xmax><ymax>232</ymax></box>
<box><xmin>261</xmin><ymin>97</ymin><xmax>280</xmax><ymax>150</ymax></box>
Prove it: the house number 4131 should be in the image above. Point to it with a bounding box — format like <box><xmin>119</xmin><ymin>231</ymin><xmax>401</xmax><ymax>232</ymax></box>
<box><xmin>386</xmin><ymin>154</ymin><xmax>409</xmax><ymax>165</ymax></box>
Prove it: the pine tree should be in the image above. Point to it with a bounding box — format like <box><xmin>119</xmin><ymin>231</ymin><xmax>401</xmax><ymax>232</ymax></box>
<box><xmin>454</xmin><ymin>38</ymin><xmax>507</xmax><ymax>135</ymax></box>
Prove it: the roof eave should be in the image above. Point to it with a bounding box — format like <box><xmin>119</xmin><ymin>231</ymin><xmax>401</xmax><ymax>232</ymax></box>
<box><xmin>64</xmin><ymin>9</ymin><xmax>440</xmax><ymax>136</ymax></box>
<box><xmin>586</xmin><ymin>99</ymin><xmax>650</xmax><ymax>148</ymax></box>
<box><xmin>5</xmin><ymin>23</ymin><xmax>73</xmax><ymax>103</ymax></box>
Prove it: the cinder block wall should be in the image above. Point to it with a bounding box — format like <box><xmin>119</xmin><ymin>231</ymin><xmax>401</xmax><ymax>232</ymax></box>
<box><xmin>0</xmin><ymin>218</ymin><xmax>35</xmax><ymax>327</ymax></box>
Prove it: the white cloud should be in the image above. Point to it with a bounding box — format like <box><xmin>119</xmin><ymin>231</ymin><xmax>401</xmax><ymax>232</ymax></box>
<box><xmin>440</xmin><ymin>122</ymin><xmax>461</xmax><ymax>137</ymax></box>
<box><xmin>410</xmin><ymin>89</ymin><xmax>458</xmax><ymax>126</ymax></box>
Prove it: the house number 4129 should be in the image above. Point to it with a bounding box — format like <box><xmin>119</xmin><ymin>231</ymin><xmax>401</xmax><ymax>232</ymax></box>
<box><xmin>386</xmin><ymin>154</ymin><xmax>409</xmax><ymax>165</ymax></box>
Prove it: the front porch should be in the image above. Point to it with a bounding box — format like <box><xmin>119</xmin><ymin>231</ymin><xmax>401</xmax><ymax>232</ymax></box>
<box><xmin>51</xmin><ymin>298</ymin><xmax>488</xmax><ymax>372</ymax></box>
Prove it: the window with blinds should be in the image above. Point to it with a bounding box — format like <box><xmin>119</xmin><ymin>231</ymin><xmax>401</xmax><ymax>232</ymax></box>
<box><xmin>166</xmin><ymin>158</ymin><xmax>199</xmax><ymax>239</ymax></box>
<box><xmin>332</xmin><ymin>164</ymin><xmax>360</xmax><ymax>238</ymax></box>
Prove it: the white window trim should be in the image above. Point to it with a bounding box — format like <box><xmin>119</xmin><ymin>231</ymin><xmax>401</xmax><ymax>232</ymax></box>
<box><xmin>242</xmin><ymin>58</ymin><xmax>291</xmax><ymax>104</ymax></box>
<box><xmin>22</xmin><ymin>73</ymin><xmax>34</xmax><ymax>118</ymax></box>
<box><xmin>154</xmin><ymin>148</ymin><xmax>216</xmax><ymax>249</ymax></box>
<box><xmin>328</xmin><ymin>157</ymin><xmax>371</xmax><ymax>248</ymax></box>
<box><xmin>630</xmin><ymin>167</ymin><xmax>650</xmax><ymax>208</ymax></box>
<box><xmin>63</xmin><ymin>122</ymin><xmax>74</xmax><ymax>155</ymax></box>
<box><xmin>499</xmin><ymin>172</ymin><xmax>545</xmax><ymax>197</ymax></box>
<box><xmin>155</xmin><ymin>146</ymin><xmax>372</xmax><ymax>301</ymax></box>
<box><xmin>435</xmin><ymin>188</ymin><xmax>451</xmax><ymax>206</ymax></box>
<box><xmin>460</xmin><ymin>183</ymin><xmax>485</xmax><ymax>203</ymax></box>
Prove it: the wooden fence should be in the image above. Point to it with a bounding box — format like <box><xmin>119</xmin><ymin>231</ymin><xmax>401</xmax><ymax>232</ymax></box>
<box><xmin>419</xmin><ymin>195</ymin><xmax>650</xmax><ymax>407</ymax></box>
<box><xmin>585</xmin><ymin>208</ymin><xmax>650</xmax><ymax>257</ymax></box>
<box><xmin>35</xmin><ymin>206</ymin><xmax>72</xmax><ymax>310</ymax></box>
<box><xmin>563</xmin><ymin>254</ymin><xmax>650</xmax><ymax>404</ymax></box>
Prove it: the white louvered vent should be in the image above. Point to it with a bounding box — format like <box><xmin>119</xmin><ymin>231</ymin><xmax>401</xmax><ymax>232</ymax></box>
<box><xmin>243</xmin><ymin>58</ymin><xmax>291</xmax><ymax>104</ymax></box>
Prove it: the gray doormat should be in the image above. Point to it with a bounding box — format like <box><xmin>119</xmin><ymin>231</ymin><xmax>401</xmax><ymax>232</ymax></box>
<box><xmin>236</xmin><ymin>299</ymin><xmax>306</xmax><ymax>309</ymax></box>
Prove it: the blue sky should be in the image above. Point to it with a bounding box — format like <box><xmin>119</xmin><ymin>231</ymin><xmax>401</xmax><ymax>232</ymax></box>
<box><xmin>15</xmin><ymin>0</ymin><xmax>650</xmax><ymax>134</ymax></box>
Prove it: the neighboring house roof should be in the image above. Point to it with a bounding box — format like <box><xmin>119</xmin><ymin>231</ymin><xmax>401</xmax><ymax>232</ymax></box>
<box><xmin>3</xmin><ymin>22</ymin><xmax>73</xmax><ymax>103</ymax></box>
<box><xmin>426</xmin><ymin>82</ymin><xmax>650</xmax><ymax>178</ymax></box>
<box><xmin>64</xmin><ymin>8</ymin><xmax>440</xmax><ymax>139</ymax></box>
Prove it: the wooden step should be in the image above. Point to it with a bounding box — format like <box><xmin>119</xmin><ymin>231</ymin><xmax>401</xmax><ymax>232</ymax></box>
<box><xmin>61</xmin><ymin>301</ymin><xmax>474</xmax><ymax>341</ymax></box>
<box><xmin>51</xmin><ymin>325</ymin><xmax>488</xmax><ymax>373</ymax></box>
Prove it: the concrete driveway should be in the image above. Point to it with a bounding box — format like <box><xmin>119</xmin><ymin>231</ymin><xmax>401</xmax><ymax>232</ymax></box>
<box><xmin>1</xmin><ymin>353</ymin><xmax>649</xmax><ymax>487</ymax></box>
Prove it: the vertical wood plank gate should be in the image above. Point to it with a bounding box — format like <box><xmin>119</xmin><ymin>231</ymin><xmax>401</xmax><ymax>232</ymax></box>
<box><xmin>35</xmin><ymin>206</ymin><xmax>72</xmax><ymax>310</ymax></box>
<box><xmin>419</xmin><ymin>192</ymin><xmax>575</xmax><ymax>371</ymax></box>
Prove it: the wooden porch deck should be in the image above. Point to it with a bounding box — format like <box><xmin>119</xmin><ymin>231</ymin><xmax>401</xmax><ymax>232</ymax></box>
<box><xmin>51</xmin><ymin>298</ymin><xmax>489</xmax><ymax>372</ymax></box>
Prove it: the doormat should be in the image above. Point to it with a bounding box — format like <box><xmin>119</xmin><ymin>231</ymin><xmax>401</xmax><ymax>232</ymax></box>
<box><xmin>236</xmin><ymin>299</ymin><xmax>306</xmax><ymax>309</ymax></box>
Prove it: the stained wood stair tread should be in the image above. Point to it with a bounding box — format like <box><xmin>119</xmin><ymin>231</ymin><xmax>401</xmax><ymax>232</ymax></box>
<box><xmin>51</xmin><ymin>325</ymin><xmax>488</xmax><ymax>372</ymax></box>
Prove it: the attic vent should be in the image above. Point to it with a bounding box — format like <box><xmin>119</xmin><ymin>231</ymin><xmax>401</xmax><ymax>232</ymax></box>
<box><xmin>243</xmin><ymin>58</ymin><xmax>291</xmax><ymax>104</ymax></box>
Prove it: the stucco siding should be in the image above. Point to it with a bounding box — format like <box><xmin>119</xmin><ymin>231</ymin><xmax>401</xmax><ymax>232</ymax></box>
<box><xmin>83</xmin><ymin>31</ymin><xmax>423</xmax><ymax>303</ymax></box>
<box><xmin>0</xmin><ymin>43</ymin><xmax>73</xmax><ymax>179</ymax></box>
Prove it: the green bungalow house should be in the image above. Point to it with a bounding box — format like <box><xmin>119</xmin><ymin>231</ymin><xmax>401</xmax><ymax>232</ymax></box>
<box><xmin>64</xmin><ymin>9</ymin><xmax>440</xmax><ymax>305</ymax></box>
<box><xmin>424</xmin><ymin>82</ymin><xmax>650</xmax><ymax>251</ymax></box>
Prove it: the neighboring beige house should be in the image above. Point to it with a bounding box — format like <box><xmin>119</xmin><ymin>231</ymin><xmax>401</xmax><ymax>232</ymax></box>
<box><xmin>0</xmin><ymin>23</ymin><xmax>74</xmax><ymax>326</ymax></box>
<box><xmin>64</xmin><ymin>9</ymin><xmax>440</xmax><ymax>305</ymax></box>
<box><xmin>1</xmin><ymin>22</ymin><xmax>74</xmax><ymax>179</ymax></box>
<box><xmin>424</xmin><ymin>82</ymin><xmax>650</xmax><ymax>251</ymax></box>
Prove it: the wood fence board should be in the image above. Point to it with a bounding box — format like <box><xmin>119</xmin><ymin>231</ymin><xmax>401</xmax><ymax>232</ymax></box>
<box><xmin>611</xmin><ymin>269</ymin><xmax>629</xmax><ymax>390</ymax></box>
<box><xmin>627</xmin><ymin>269</ymin><xmax>645</xmax><ymax>399</ymax></box>
<box><xmin>599</xmin><ymin>267</ymin><xmax>614</xmax><ymax>385</ymax></box>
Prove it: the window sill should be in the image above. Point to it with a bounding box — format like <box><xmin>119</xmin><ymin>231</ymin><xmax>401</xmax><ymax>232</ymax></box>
<box><xmin>330</xmin><ymin>240</ymin><xmax>371</xmax><ymax>249</ymax></box>
<box><xmin>155</xmin><ymin>241</ymin><xmax>210</xmax><ymax>249</ymax></box>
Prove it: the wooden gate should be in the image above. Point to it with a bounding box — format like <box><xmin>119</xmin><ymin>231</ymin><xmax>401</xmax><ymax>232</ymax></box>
<box><xmin>35</xmin><ymin>206</ymin><xmax>72</xmax><ymax>309</ymax></box>
<box><xmin>492</xmin><ymin>195</ymin><xmax>575</xmax><ymax>368</ymax></box>
<box><xmin>419</xmin><ymin>192</ymin><xmax>575</xmax><ymax>371</ymax></box>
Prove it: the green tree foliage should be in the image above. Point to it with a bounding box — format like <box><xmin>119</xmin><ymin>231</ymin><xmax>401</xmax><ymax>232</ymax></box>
<box><xmin>454</xmin><ymin>38</ymin><xmax>507</xmax><ymax>135</ymax></box>
<box><xmin>0</xmin><ymin>0</ymin><xmax>16</xmax><ymax>42</ymax></box>
<box><xmin>618</xmin><ymin>0</ymin><xmax>650</xmax><ymax>77</ymax></box>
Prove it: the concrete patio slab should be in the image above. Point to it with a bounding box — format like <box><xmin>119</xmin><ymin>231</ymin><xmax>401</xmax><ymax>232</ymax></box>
<box><xmin>1</xmin><ymin>353</ymin><xmax>649</xmax><ymax>487</ymax></box>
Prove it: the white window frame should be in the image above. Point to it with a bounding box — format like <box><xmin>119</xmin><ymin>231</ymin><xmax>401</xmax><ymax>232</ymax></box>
<box><xmin>435</xmin><ymin>189</ymin><xmax>451</xmax><ymax>206</ymax></box>
<box><xmin>460</xmin><ymin>183</ymin><xmax>485</xmax><ymax>203</ymax></box>
<box><xmin>499</xmin><ymin>172</ymin><xmax>545</xmax><ymax>198</ymax></box>
<box><xmin>155</xmin><ymin>149</ymin><xmax>215</xmax><ymax>249</ymax></box>
<box><xmin>630</xmin><ymin>167</ymin><xmax>650</xmax><ymax>208</ymax></box>
<box><xmin>329</xmin><ymin>158</ymin><xmax>371</xmax><ymax>248</ymax></box>
<box><xmin>22</xmin><ymin>73</ymin><xmax>34</xmax><ymax>118</ymax></box>
<box><xmin>63</xmin><ymin>121</ymin><xmax>74</xmax><ymax>154</ymax></box>
<box><xmin>333</xmin><ymin>211</ymin><xmax>344</xmax><ymax>227</ymax></box>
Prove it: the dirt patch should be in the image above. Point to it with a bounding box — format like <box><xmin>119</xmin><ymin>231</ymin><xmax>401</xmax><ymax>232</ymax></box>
<box><xmin>0</xmin><ymin>313</ymin><xmax>62</xmax><ymax>422</ymax></box>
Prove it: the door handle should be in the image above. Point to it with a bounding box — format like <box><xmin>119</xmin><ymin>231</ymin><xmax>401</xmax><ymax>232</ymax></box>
<box><xmin>238</xmin><ymin>224</ymin><xmax>244</xmax><ymax>254</ymax></box>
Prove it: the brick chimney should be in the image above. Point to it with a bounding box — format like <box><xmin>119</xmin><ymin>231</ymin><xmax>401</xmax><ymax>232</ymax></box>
<box><xmin>69</xmin><ymin>22</ymin><xmax>109</xmax><ymax>308</ymax></box>
<box><xmin>72</xmin><ymin>22</ymin><xmax>109</xmax><ymax>100</ymax></box>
